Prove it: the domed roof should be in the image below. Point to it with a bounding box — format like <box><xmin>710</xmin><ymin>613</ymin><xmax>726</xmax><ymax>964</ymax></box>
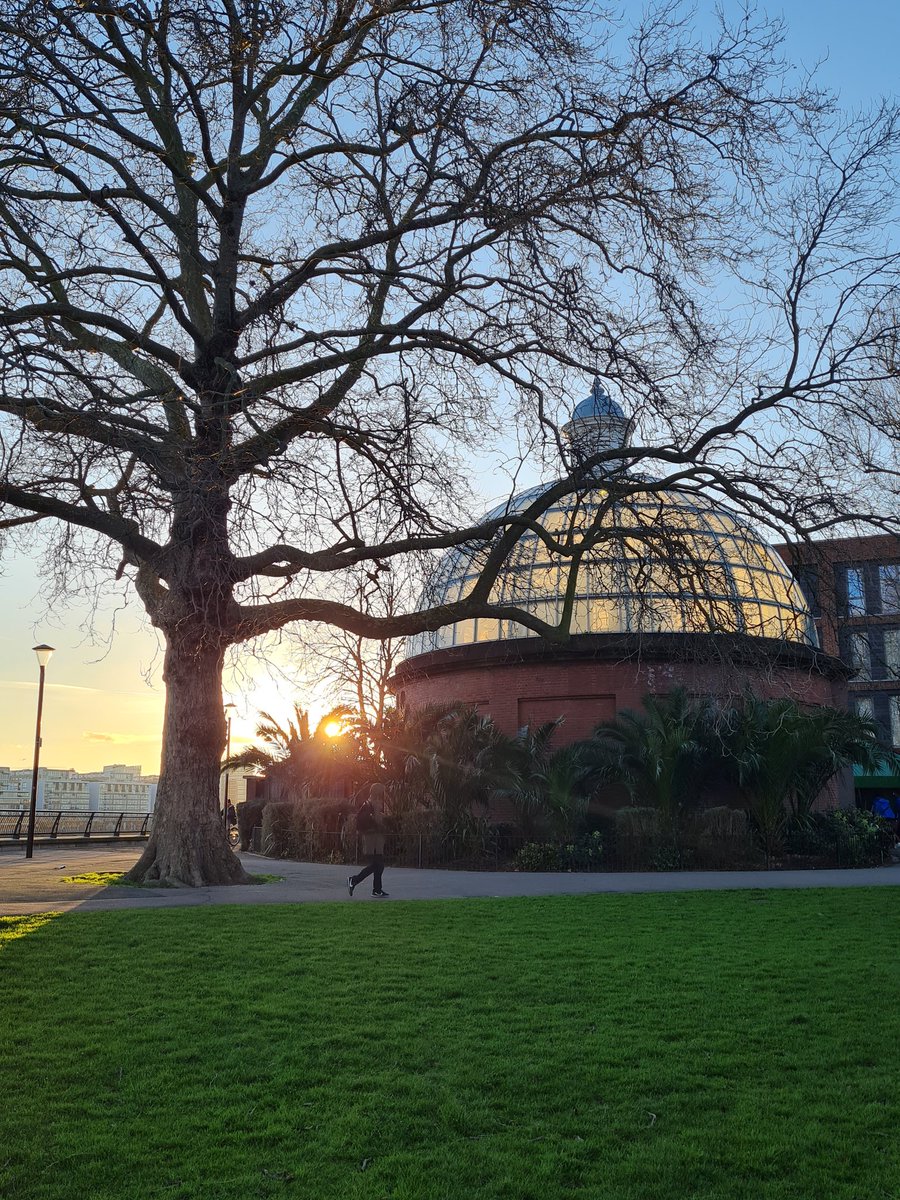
<box><xmin>405</xmin><ymin>385</ymin><xmax>817</xmax><ymax>660</ymax></box>
<box><xmin>571</xmin><ymin>378</ymin><xmax>626</xmax><ymax>421</ymax></box>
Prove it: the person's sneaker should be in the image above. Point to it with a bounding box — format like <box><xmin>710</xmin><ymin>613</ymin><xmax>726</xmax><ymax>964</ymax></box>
<box><xmin>372</xmin><ymin>890</ymin><xmax>390</xmax><ymax>897</ymax></box>
<box><xmin>347</xmin><ymin>876</ymin><xmax>356</xmax><ymax>896</ymax></box>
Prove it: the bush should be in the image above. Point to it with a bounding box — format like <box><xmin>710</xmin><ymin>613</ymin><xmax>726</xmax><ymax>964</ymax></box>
<box><xmin>785</xmin><ymin>808</ymin><xmax>892</xmax><ymax>867</ymax></box>
<box><xmin>683</xmin><ymin>806</ymin><xmax>756</xmax><ymax>870</ymax></box>
<box><xmin>611</xmin><ymin>806</ymin><xmax>660</xmax><ymax>868</ymax></box>
<box><xmin>383</xmin><ymin>803</ymin><xmax>442</xmax><ymax>861</ymax></box>
<box><xmin>236</xmin><ymin>798</ymin><xmax>265</xmax><ymax>851</ymax></box>
<box><xmin>697</xmin><ymin>806</ymin><xmax>750</xmax><ymax>841</ymax></box>
<box><xmin>260</xmin><ymin>798</ymin><xmax>347</xmax><ymax>862</ymax></box>
<box><xmin>260</xmin><ymin>800</ymin><xmax>295</xmax><ymax>857</ymax></box>
<box><xmin>650</xmin><ymin>843</ymin><xmax>695</xmax><ymax>871</ymax></box>
<box><xmin>514</xmin><ymin>832</ymin><xmax>604</xmax><ymax>872</ymax></box>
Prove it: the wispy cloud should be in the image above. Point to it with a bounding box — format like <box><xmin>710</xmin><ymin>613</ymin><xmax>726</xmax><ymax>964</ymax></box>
<box><xmin>0</xmin><ymin>679</ymin><xmax>101</xmax><ymax>694</ymax></box>
<box><xmin>0</xmin><ymin>680</ymin><xmax>160</xmax><ymax>698</ymax></box>
<box><xmin>83</xmin><ymin>731</ymin><xmax>154</xmax><ymax>745</ymax></box>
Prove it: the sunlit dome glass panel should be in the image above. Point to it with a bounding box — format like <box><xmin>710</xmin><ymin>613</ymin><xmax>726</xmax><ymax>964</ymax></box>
<box><xmin>405</xmin><ymin>483</ymin><xmax>817</xmax><ymax>658</ymax></box>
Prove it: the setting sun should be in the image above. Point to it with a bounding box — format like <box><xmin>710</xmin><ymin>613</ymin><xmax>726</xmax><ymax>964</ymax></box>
<box><xmin>323</xmin><ymin>720</ymin><xmax>343</xmax><ymax>738</ymax></box>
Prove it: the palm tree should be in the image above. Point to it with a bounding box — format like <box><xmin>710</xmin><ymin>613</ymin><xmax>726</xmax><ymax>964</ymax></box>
<box><xmin>789</xmin><ymin>705</ymin><xmax>890</xmax><ymax>819</ymax></box>
<box><xmin>225</xmin><ymin>703</ymin><xmax>362</xmax><ymax>799</ymax></box>
<box><xmin>583</xmin><ymin>690</ymin><xmax>717</xmax><ymax>846</ymax></box>
<box><xmin>721</xmin><ymin>697</ymin><xmax>891</xmax><ymax>864</ymax></box>
<box><xmin>719</xmin><ymin>697</ymin><xmax>795</xmax><ymax>865</ymax></box>
<box><xmin>421</xmin><ymin>706</ymin><xmax>504</xmax><ymax>839</ymax></box>
<box><xmin>376</xmin><ymin>703</ymin><xmax>506</xmax><ymax>842</ymax></box>
<box><xmin>494</xmin><ymin>720</ymin><xmax>593</xmax><ymax>839</ymax></box>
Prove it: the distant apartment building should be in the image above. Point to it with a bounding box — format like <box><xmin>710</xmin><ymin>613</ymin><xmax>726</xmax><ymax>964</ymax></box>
<box><xmin>0</xmin><ymin>763</ymin><xmax>159</xmax><ymax>813</ymax></box>
<box><xmin>777</xmin><ymin>532</ymin><xmax>900</xmax><ymax>802</ymax></box>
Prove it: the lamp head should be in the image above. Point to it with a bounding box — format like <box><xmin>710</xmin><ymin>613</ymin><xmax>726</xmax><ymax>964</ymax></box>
<box><xmin>33</xmin><ymin>644</ymin><xmax>55</xmax><ymax>668</ymax></box>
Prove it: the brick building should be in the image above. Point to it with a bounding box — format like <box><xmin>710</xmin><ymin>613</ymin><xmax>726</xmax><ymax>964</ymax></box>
<box><xmin>776</xmin><ymin>533</ymin><xmax>900</xmax><ymax>804</ymax></box>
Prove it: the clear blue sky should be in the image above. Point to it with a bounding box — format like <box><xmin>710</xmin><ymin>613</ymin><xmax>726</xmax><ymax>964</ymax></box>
<box><xmin>0</xmin><ymin>0</ymin><xmax>896</xmax><ymax>773</ymax></box>
<box><xmin>775</xmin><ymin>0</ymin><xmax>898</xmax><ymax>105</ymax></box>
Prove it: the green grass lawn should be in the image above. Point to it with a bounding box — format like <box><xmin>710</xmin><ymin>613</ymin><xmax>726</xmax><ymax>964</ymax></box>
<box><xmin>1</xmin><ymin>890</ymin><xmax>897</xmax><ymax>1200</ymax></box>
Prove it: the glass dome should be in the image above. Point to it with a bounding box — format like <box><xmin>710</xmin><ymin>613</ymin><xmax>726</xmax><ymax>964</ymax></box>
<box><xmin>406</xmin><ymin>384</ymin><xmax>817</xmax><ymax>659</ymax></box>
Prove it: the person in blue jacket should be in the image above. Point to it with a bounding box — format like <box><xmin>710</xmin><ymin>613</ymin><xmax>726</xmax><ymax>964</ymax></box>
<box><xmin>871</xmin><ymin>794</ymin><xmax>900</xmax><ymax>822</ymax></box>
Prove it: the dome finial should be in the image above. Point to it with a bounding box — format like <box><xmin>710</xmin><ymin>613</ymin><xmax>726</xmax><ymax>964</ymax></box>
<box><xmin>562</xmin><ymin>377</ymin><xmax>632</xmax><ymax>465</ymax></box>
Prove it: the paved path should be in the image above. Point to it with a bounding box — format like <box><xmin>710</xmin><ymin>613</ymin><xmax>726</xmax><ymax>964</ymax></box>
<box><xmin>1</xmin><ymin>843</ymin><xmax>899</xmax><ymax>916</ymax></box>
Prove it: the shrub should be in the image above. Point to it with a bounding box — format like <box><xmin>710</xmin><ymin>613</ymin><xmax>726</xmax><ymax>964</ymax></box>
<box><xmin>513</xmin><ymin>832</ymin><xmax>604</xmax><ymax>873</ymax></box>
<box><xmin>381</xmin><ymin>804</ymin><xmax>444</xmax><ymax>867</ymax></box>
<box><xmin>683</xmin><ymin>806</ymin><xmax>755</xmax><ymax>869</ymax></box>
<box><xmin>260</xmin><ymin>798</ymin><xmax>347</xmax><ymax>861</ymax></box>
<box><xmin>260</xmin><ymin>800</ymin><xmax>295</xmax><ymax>857</ymax></box>
<box><xmin>650</xmin><ymin>843</ymin><xmax>695</xmax><ymax>871</ymax></box>
<box><xmin>697</xmin><ymin>806</ymin><xmax>750</xmax><ymax>840</ymax></box>
<box><xmin>612</xmin><ymin>806</ymin><xmax>660</xmax><ymax>868</ymax></box>
<box><xmin>785</xmin><ymin>808</ymin><xmax>892</xmax><ymax>867</ymax></box>
<box><xmin>560</xmin><ymin>831</ymin><xmax>605</xmax><ymax>871</ymax></box>
<box><xmin>236</xmin><ymin>798</ymin><xmax>265</xmax><ymax>851</ymax></box>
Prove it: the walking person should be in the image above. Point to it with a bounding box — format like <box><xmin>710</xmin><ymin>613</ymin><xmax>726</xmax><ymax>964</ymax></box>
<box><xmin>348</xmin><ymin>783</ymin><xmax>389</xmax><ymax>898</ymax></box>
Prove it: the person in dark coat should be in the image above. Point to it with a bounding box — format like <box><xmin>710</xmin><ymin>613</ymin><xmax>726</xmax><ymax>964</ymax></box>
<box><xmin>348</xmin><ymin>783</ymin><xmax>389</xmax><ymax>897</ymax></box>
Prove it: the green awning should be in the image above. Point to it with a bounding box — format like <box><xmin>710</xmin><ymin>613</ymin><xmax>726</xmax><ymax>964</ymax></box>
<box><xmin>853</xmin><ymin>758</ymin><xmax>900</xmax><ymax>788</ymax></box>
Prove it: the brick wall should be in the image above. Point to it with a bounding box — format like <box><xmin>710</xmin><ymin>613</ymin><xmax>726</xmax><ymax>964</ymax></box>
<box><xmin>400</xmin><ymin>655</ymin><xmax>841</xmax><ymax>740</ymax></box>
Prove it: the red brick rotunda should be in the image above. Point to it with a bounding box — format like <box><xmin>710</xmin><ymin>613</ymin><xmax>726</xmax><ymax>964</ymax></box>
<box><xmin>392</xmin><ymin>381</ymin><xmax>848</xmax><ymax>740</ymax></box>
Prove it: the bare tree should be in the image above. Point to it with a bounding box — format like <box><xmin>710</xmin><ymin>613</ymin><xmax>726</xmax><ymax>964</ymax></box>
<box><xmin>0</xmin><ymin>0</ymin><xmax>898</xmax><ymax>883</ymax></box>
<box><xmin>310</xmin><ymin>565</ymin><xmax>413</xmax><ymax>764</ymax></box>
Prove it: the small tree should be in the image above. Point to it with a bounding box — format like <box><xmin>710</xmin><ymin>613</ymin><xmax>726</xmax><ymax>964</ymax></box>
<box><xmin>721</xmin><ymin>697</ymin><xmax>890</xmax><ymax>863</ymax></box>
<box><xmin>226</xmin><ymin>703</ymin><xmax>362</xmax><ymax>801</ymax></box>
<box><xmin>585</xmin><ymin>690</ymin><xmax>717</xmax><ymax>846</ymax></box>
<box><xmin>787</xmin><ymin>707</ymin><xmax>891</xmax><ymax>820</ymax></box>
<box><xmin>494</xmin><ymin>720</ymin><xmax>592</xmax><ymax>839</ymax></box>
<box><xmin>307</xmin><ymin>568</ymin><xmax>412</xmax><ymax>770</ymax></box>
<box><xmin>381</xmin><ymin>703</ymin><xmax>503</xmax><ymax>841</ymax></box>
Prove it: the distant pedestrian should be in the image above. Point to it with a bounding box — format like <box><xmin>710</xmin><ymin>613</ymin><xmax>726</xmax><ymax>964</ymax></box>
<box><xmin>348</xmin><ymin>783</ymin><xmax>389</xmax><ymax>898</ymax></box>
<box><xmin>871</xmin><ymin>794</ymin><xmax>899</xmax><ymax>821</ymax></box>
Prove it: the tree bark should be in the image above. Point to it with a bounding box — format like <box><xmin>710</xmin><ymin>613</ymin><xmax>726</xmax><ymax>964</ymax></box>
<box><xmin>127</xmin><ymin>630</ymin><xmax>249</xmax><ymax>886</ymax></box>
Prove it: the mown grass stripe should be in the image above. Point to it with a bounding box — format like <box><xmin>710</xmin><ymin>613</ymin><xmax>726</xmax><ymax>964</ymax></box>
<box><xmin>0</xmin><ymin>889</ymin><xmax>897</xmax><ymax>1199</ymax></box>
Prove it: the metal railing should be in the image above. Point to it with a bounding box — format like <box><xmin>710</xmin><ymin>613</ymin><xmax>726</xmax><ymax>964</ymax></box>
<box><xmin>0</xmin><ymin>809</ymin><xmax>153</xmax><ymax>844</ymax></box>
<box><xmin>257</xmin><ymin>827</ymin><xmax>545</xmax><ymax>871</ymax></box>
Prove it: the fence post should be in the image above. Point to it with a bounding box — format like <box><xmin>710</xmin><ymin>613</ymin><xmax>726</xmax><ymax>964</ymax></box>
<box><xmin>50</xmin><ymin>811</ymin><xmax>62</xmax><ymax>838</ymax></box>
<box><xmin>85</xmin><ymin>812</ymin><xmax>95</xmax><ymax>838</ymax></box>
<box><xmin>417</xmin><ymin>833</ymin><xmax>423</xmax><ymax>869</ymax></box>
<box><xmin>113</xmin><ymin>812</ymin><xmax>124</xmax><ymax>837</ymax></box>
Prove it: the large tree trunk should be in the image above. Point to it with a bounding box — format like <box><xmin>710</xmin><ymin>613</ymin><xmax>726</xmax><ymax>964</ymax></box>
<box><xmin>127</xmin><ymin>630</ymin><xmax>249</xmax><ymax>886</ymax></box>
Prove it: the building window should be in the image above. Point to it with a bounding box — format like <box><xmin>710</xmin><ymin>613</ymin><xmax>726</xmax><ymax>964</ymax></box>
<box><xmin>854</xmin><ymin>696</ymin><xmax>875</xmax><ymax>721</ymax></box>
<box><xmin>885</xmin><ymin>630</ymin><xmax>900</xmax><ymax>681</ymax></box>
<box><xmin>792</xmin><ymin>565</ymin><xmax>820</xmax><ymax>617</ymax></box>
<box><xmin>879</xmin><ymin>565</ymin><xmax>900</xmax><ymax>615</ymax></box>
<box><xmin>848</xmin><ymin>631</ymin><xmax>872</xmax><ymax>681</ymax></box>
<box><xmin>846</xmin><ymin>566</ymin><xmax>866</xmax><ymax>615</ymax></box>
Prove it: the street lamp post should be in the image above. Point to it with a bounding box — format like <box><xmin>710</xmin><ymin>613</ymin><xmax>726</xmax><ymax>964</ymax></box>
<box><xmin>222</xmin><ymin>702</ymin><xmax>236</xmax><ymax>829</ymax></box>
<box><xmin>25</xmin><ymin>644</ymin><xmax>55</xmax><ymax>860</ymax></box>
